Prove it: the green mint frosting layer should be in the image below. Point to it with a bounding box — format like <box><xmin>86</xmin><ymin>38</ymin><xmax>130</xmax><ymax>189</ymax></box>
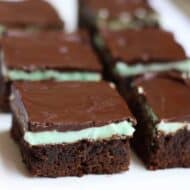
<box><xmin>7</xmin><ymin>70</ymin><xmax>102</xmax><ymax>81</ymax></box>
<box><xmin>0</xmin><ymin>25</ymin><xmax>6</xmax><ymax>36</ymax></box>
<box><xmin>96</xmin><ymin>13</ymin><xmax>158</xmax><ymax>30</ymax></box>
<box><xmin>156</xmin><ymin>122</ymin><xmax>190</xmax><ymax>135</ymax></box>
<box><xmin>24</xmin><ymin>120</ymin><xmax>135</xmax><ymax>146</ymax></box>
<box><xmin>105</xmin><ymin>17</ymin><xmax>157</xmax><ymax>30</ymax></box>
<box><xmin>114</xmin><ymin>60</ymin><xmax>190</xmax><ymax>77</ymax></box>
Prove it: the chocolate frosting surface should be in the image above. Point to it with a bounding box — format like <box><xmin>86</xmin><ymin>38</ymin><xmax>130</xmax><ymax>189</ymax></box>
<box><xmin>101</xmin><ymin>28</ymin><xmax>187</xmax><ymax>64</ymax></box>
<box><xmin>2</xmin><ymin>31</ymin><xmax>102</xmax><ymax>72</ymax></box>
<box><xmin>136</xmin><ymin>75</ymin><xmax>190</xmax><ymax>122</ymax></box>
<box><xmin>83</xmin><ymin>0</ymin><xmax>153</xmax><ymax>18</ymax></box>
<box><xmin>0</xmin><ymin>0</ymin><xmax>63</xmax><ymax>29</ymax></box>
<box><xmin>12</xmin><ymin>81</ymin><xmax>134</xmax><ymax>132</ymax></box>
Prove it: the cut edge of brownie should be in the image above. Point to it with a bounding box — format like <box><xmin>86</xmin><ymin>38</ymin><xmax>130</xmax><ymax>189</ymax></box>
<box><xmin>133</xmin><ymin>125</ymin><xmax>190</xmax><ymax>170</ymax></box>
<box><xmin>11</xmin><ymin>114</ymin><xmax>132</xmax><ymax>177</ymax></box>
<box><xmin>119</xmin><ymin>76</ymin><xmax>190</xmax><ymax>170</ymax></box>
<box><xmin>93</xmin><ymin>29</ymin><xmax>189</xmax><ymax>84</ymax></box>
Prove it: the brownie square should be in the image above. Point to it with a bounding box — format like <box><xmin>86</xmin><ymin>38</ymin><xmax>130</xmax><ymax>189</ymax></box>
<box><xmin>1</xmin><ymin>30</ymin><xmax>102</xmax><ymax>82</ymax></box>
<box><xmin>122</xmin><ymin>74</ymin><xmax>190</xmax><ymax>169</ymax></box>
<box><xmin>80</xmin><ymin>0</ymin><xmax>158</xmax><ymax>31</ymax></box>
<box><xmin>0</xmin><ymin>0</ymin><xmax>63</xmax><ymax>35</ymax></box>
<box><xmin>10</xmin><ymin>81</ymin><xmax>135</xmax><ymax>177</ymax></box>
<box><xmin>0</xmin><ymin>30</ymin><xmax>103</xmax><ymax>111</ymax></box>
<box><xmin>95</xmin><ymin>28</ymin><xmax>189</xmax><ymax>81</ymax></box>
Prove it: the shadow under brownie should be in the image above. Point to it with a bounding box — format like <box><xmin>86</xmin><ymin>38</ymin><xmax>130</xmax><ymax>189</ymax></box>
<box><xmin>10</xmin><ymin>81</ymin><xmax>135</xmax><ymax>177</ymax></box>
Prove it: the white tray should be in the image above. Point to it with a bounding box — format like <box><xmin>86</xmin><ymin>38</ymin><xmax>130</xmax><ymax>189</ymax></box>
<box><xmin>0</xmin><ymin>0</ymin><xmax>190</xmax><ymax>189</ymax></box>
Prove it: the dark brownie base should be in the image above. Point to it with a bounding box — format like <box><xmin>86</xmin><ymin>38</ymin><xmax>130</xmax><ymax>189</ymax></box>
<box><xmin>133</xmin><ymin>126</ymin><xmax>190</xmax><ymax>170</ymax></box>
<box><xmin>11</xmin><ymin>115</ymin><xmax>131</xmax><ymax>177</ymax></box>
<box><xmin>120</xmin><ymin>86</ymin><xmax>190</xmax><ymax>170</ymax></box>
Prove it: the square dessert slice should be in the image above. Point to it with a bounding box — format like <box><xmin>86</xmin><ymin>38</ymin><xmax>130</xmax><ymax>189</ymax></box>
<box><xmin>0</xmin><ymin>30</ymin><xmax>102</xmax><ymax>112</ymax></box>
<box><xmin>10</xmin><ymin>81</ymin><xmax>135</xmax><ymax>177</ymax></box>
<box><xmin>1</xmin><ymin>30</ymin><xmax>102</xmax><ymax>82</ymax></box>
<box><xmin>0</xmin><ymin>0</ymin><xmax>63</xmax><ymax>36</ymax></box>
<box><xmin>80</xmin><ymin>0</ymin><xmax>158</xmax><ymax>31</ymax></box>
<box><xmin>124</xmin><ymin>74</ymin><xmax>190</xmax><ymax>169</ymax></box>
<box><xmin>96</xmin><ymin>28</ymin><xmax>189</xmax><ymax>81</ymax></box>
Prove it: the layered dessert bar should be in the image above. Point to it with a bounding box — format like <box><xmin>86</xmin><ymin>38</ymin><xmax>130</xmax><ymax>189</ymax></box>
<box><xmin>80</xmin><ymin>0</ymin><xmax>158</xmax><ymax>31</ymax></box>
<box><xmin>0</xmin><ymin>30</ymin><xmax>102</xmax><ymax>111</ymax></box>
<box><xmin>0</xmin><ymin>0</ymin><xmax>63</xmax><ymax>36</ymax></box>
<box><xmin>10</xmin><ymin>81</ymin><xmax>135</xmax><ymax>177</ymax></box>
<box><xmin>95</xmin><ymin>28</ymin><xmax>189</xmax><ymax>81</ymax></box>
<box><xmin>122</xmin><ymin>74</ymin><xmax>190</xmax><ymax>169</ymax></box>
<box><xmin>1</xmin><ymin>31</ymin><xmax>102</xmax><ymax>82</ymax></box>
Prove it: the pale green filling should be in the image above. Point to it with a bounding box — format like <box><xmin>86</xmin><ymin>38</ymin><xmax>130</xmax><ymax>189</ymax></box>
<box><xmin>0</xmin><ymin>24</ymin><xmax>48</xmax><ymax>34</ymax></box>
<box><xmin>97</xmin><ymin>19</ymin><xmax>139</xmax><ymax>30</ymax></box>
<box><xmin>156</xmin><ymin>122</ymin><xmax>189</xmax><ymax>135</ymax></box>
<box><xmin>24</xmin><ymin>121</ymin><xmax>135</xmax><ymax>145</ymax></box>
<box><xmin>0</xmin><ymin>25</ymin><xmax>6</xmax><ymax>35</ymax></box>
<box><xmin>7</xmin><ymin>70</ymin><xmax>102</xmax><ymax>81</ymax></box>
<box><xmin>96</xmin><ymin>14</ymin><xmax>158</xmax><ymax>30</ymax></box>
<box><xmin>114</xmin><ymin>60</ymin><xmax>190</xmax><ymax>77</ymax></box>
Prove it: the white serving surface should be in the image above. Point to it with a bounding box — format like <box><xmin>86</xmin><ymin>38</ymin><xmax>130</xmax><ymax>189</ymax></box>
<box><xmin>0</xmin><ymin>0</ymin><xmax>190</xmax><ymax>189</ymax></box>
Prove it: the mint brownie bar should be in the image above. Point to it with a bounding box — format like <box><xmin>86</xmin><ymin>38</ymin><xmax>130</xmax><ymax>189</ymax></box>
<box><xmin>1</xmin><ymin>30</ymin><xmax>102</xmax><ymax>82</ymax></box>
<box><xmin>95</xmin><ymin>28</ymin><xmax>189</xmax><ymax>81</ymax></box>
<box><xmin>123</xmin><ymin>74</ymin><xmax>190</xmax><ymax>169</ymax></box>
<box><xmin>10</xmin><ymin>81</ymin><xmax>135</xmax><ymax>176</ymax></box>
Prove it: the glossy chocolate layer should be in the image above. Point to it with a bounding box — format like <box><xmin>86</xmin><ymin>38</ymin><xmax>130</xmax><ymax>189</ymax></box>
<box><xmin>0</xmin><ymin>0</ymin><xmax>63</xmax><ymax>29</ymax></box>
<box><xmin>11</xmin><ymin>81</ymin><xmax>134</xmax><ymax>132</ymax></box>
<box><xmin>101</xmin><ymin>28</ymin><xmax>187</xmax><ymax>64</ymax></box>
<box><xmin>82</xmin><ymin>0</ymin><xmax>153</xmax><ymax>19</ymax></box>
<box><xmin>135</xmin><ymin>75</ymin><xmax>190</xmax><ymax>122</ymax></box>
<box><xmin>2</xmin><ymin>31</ymin><xmax>102</xmax><ymax>72</ymax></box>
